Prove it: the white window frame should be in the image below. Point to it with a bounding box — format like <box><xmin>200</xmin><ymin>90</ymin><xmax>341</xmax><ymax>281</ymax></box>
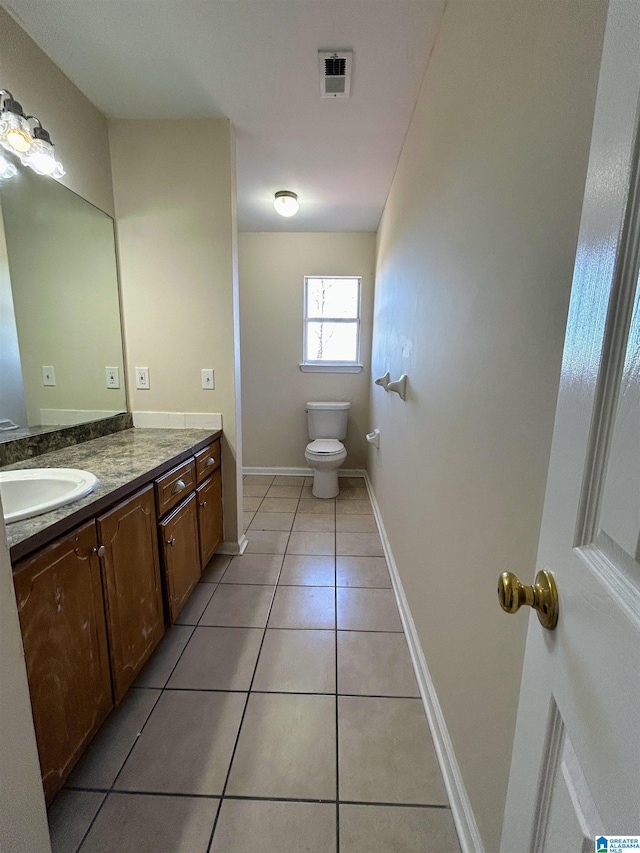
<box><xmin>300</xmin><ymin>276</ymin><xmax>363</xmax><ymax>373</ymax></box>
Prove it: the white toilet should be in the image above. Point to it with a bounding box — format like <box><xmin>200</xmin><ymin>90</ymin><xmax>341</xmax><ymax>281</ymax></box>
<box><xmin>304</xmin><ymin>401</ymin><xmax>350</xmax><ymax>498</ymax></box>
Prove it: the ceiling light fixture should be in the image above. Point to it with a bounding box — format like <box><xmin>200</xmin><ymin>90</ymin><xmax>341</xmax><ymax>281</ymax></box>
<box><xmin>0</xmin><ymin>154</ymin><xmax>17</xmax><ymax>180</ymax></box>
<box><xmin>0</xmin><ymin>90</ymin><xmax>65</xmax><ymax>179</ymax></box>
<box><xmin>274</xmin><ymin>190</ymin><xmax>299</xmax><ymax>217</ymax></box>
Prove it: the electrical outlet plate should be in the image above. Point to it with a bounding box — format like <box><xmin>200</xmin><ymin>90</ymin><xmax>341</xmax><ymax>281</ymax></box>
<box><xmin>201</xmin><ymin>368</ymin><xmax>215</xmax><ymax>390</ymax></box>
<box><xmin>42</xmin><ymin>365</ymin><xmax>56</xmax><ymax>386</ymax></box>
<box><xmin>105</xmin><ymin>366</ymin><xmax>120</xmax><ymax>389</ymax></box>
<box><xmin>135</xmin><ymin>367</ymin><xmax>150</xmax><ymax>390</ymax></box>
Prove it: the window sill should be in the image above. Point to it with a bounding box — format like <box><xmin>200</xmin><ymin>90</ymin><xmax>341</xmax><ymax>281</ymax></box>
<box><xmin>299</xmin><ymin>363</ymin><xmax>363</xmax><ymax>374</ymax></box>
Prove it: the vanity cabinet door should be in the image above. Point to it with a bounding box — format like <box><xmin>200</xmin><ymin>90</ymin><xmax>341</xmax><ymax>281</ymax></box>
<box><xmin>197</xmin><ymin>469</ymin><xmax>223</xmax><ymax>567</ymax></box>
<box><xmin>159</xmin><ymin>493</ymin><xmax>201</xmax><ymax>623</ymax></box>
<box><xmin>13</xmin><ymin>521</ymin><xmax>113</xmax><ymax>805</ymax></box>
<box><xmin>97</xmin><ymin>485</ymin><xmax>164</xmax><ymax>703</ymax></box>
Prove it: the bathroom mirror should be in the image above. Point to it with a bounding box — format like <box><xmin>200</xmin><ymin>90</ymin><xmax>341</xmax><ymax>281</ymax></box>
<box><xmin>0</xmin><ymin>163</ymin><xmax>126</xmax><ymax>436</ymax></box>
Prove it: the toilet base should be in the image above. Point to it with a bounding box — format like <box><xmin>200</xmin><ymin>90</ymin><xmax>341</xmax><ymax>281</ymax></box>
<box><xmin>311</xmin><ymin>467</ymin><xmax>340</xmax><ymax>499</ymax></box>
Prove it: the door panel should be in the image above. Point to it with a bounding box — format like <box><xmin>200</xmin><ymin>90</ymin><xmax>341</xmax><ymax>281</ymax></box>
<box><xmin>501</xmin><ymin>4</ymin><xmax>640</xmax><ymax>850</ymax></box>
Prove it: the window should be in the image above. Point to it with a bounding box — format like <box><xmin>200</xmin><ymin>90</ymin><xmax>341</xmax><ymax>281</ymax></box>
<box><xmin>301</xmin><ymin>276</ymin><xmax>362</xmax><ymax>372</ymax></box>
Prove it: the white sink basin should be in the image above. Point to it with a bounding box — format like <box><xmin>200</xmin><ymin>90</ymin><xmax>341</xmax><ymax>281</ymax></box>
<box><xmin>0</xmin><ymin>468</ymin><xmax>99</xmax><ymax>523</ymax></box>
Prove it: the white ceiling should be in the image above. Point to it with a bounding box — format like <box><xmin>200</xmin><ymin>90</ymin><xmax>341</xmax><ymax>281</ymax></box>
<box><xmin>4</xmin><ymin>1</ymin><xmax>446</xmax><ymax>232</ymax></box>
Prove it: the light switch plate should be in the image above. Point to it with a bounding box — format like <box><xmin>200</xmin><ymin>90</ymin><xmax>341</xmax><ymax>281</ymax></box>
<box><xmin>201</xmin><ymin>368</ymin><xmax>215</xmax><ymax>390</ymax></box>
<box><xmin>105</xmin><ymin>366</ymin><xmax>120</xmax><ymax>389</ymax></box>
<box><xmin>42</xmin><ymin>365</ymin><xmax>56</xmax><ymax>386</ymax></box>
<box><xmin>135</xmin><ymin>367</ymin><xmax>150</xmax><ymax>390</ymax></box>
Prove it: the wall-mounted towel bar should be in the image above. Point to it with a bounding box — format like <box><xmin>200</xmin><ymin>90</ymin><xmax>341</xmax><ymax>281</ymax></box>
<box><xmin>374</xmin><ymin>372</ymin><xmax>407</xmax><ymax>401</ymax></box>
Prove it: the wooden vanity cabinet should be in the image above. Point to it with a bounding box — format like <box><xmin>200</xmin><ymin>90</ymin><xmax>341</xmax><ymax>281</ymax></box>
<box><xmin>197</xmin><ymin>469</ymin><xmax>223</xmax><ymax>567</ymax></box>
<box><xmin>12</xmin><ymin>522</ymin><xmax>113</xmax><ymax>804</ymax></box>
<box><xmin>159</xmin><ymin>492</ymin><xmax>201</xmax><ymax>623</ymax></box>
<box><xmin>96</xmin><ymin>485</ymin><xmax>164</xmax><ymax>703</ymax></box>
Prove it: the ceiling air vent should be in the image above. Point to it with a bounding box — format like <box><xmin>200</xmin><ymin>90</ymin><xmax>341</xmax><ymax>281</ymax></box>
<box><xmin>318</xmin><ymin>50</ymin><xmax>353</xmax><ymax>98</ymax></box>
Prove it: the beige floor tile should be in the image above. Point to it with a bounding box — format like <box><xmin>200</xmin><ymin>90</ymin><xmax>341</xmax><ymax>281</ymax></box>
<box><xmin>243</xmin><ymin>496</ymin><xmax>262</xmax><ymax>512</ymax></box>
<box><xmin>115</xmin><ymin>690</ymin><xmax>245</xmax><ymax>795</ymax></box>
<box><xmin>293</xmin><ymin>512</ymin><xmax>336</xmax><ymax>532</ymax></box>
<box><xmin>336</xmin><ymin>556</ymin><xmax>391</xmax><ymax>588</ymax></box>
<box><xmin>80</xmin><ymin>792</ymin><xmax>219</xmax><ymax>853</ymax></box>
<box><xmin>201</xmin><ymin>554</ymin><xmax>232</xmax><ymax>583</ymax></box>
<box><xmin>336</xmin><ymin>487</ymin><xmax>369</xmax><ymax>501</ymax></box>
<box><xmin>175</xmin><ymin>583</ymin><xmax>216</xmax><ymax>625</ymax></box>
<box><xmin>337</xmin><ymin>588</ymin><xmax>402</xmax><ymax>632</ymax></box>
<box><xmin>339</xmin><ymin>476</ymin><xmax>367</xmax><ymax>487</ymax></box>
<box><xmin>279</xmin><ymin>554</ymin><xmax>335</xmax><ymax>586</ymax></box>
<box><xmin>339</xmin><ymin>804</ymin><xmax>460</xmax><ymax>853</ymax></box>
<box><xmin>338</xmin><ymin>696</ymin><xmax>448</xmax><ymax>804</ymax></box>
<box><xmin>274</xmin><ymin>475</ymin><xmax>307</xmax><ymax>486</ymax></box>
<box><xmin>243</xmin><ymin>510</ymin><xmax>256</xmax><ymax>528</ymax></box>
<box><xmin>66</xmin><ymin>688</ymin><xmax>160</xmax><ymax>790</ymax></box>
<box><xmin>266</xmin><ymin>484</ymin><xmax>303</xmax><ymax>498</ymax></box>
<box><xmin>221</xmin><ymin>553</ymin><xmax>283</xmax><ymax>585</ymax></box>
<box><xmin>243</xmin><ymin>483</ymin><xmax>270</xmax><ymax>497</ymax></box>
<box><xmin>253</xmin><ymin>629</ymin><xmax>335</xmax><ymax>693</ymax></box>
<box><xmin>336</xmin><ymin>515</ymin><xmax>378</xmax><ymax>534</ymax></box>
<box><xmin>249</xmin><ymin>511</ymin><xmax>295</xmax><ymax>531</ymax></box>
<box><xmin>338</xmin><ymin>631</ymin><xmax>420</xmax><ymax>697</ymax></box>
<box><xmin>200</xmin><ymin>584</ymin><xmax>275</xmax><ymax>628</ymax></box>
<box><xmin>226</xmin><ymin>693</ymin><xmax>336</xmax><ymax>799</ymax></box>
<box><xmin>286</xmin><ymin>531</ymin><xmax>335</xmax><ymax>555</ymax></box>
<box><xmin>243</xmin><ymin>475</ymin><xmax>274</xmax><ymax>485</ymax></box>
<box><xmin>48</xmin><ymin>789</ymin><xmax>106</xmax><ymax>853</ymax></box>
<box><xmin>134</xmin><ymin>625</ymin><xmax>194</xmax><ymax>688</ymax></box>
<box><xmin>336</xmin><ymin>532</ymin><xmax>384</xmax><ymax>557</ymax></box>
<box><xmin>211</xmin><ymin>800</ymin><xmax>336</xmax><ymax>853</ymax></box>
<box><xmin>244</xmin><ymin>529</ymin><xmax>289</xmax><ymax>554</ymax></box>
<box><xmin>298</xmin><ymin>497</ymin><xmax>335</xmax><ymax>514</ymax></box>
<box><xmin>336</xmin><ymin>500</ymin><xmax>373</xmax><ymax>515</ymax></box>
<box><xmin>259</xmin><ymin>497</ymin><xmax>299</xmax><ymax>513</ymax></box>
<box><xmin>168</xmin><ymin>627</ymin><xmax>263</xmax><ymax>690</ymax></box>
<box><xmin>268</xmin><ymin>585</ymin><xmax>335</xmax><ymax>629</ymax></box>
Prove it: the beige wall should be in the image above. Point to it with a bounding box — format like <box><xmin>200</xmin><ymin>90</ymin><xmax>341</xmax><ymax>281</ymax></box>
<box><xmin>239</xmin><ymin>232</ymin><xmax>375</xmax><ymax>469</ymax></box>
<box><xmin>0</xmin><ymin>10</ymin><xmax>114</xmax><ymax>849</ymax></box>
<box><xmin>109</xmin><ymin>119</ymin><xmax>242</xmax><ymax>545</ymax></box>
<box><xmin>0</xmin><ymin>6</ymin><xmax>114</xmax><ymax>216</ymax></box>
<box><xmin>369</xmin><ymin>1</ymin><xmax>606</xmax><ymax>849</ymax></box>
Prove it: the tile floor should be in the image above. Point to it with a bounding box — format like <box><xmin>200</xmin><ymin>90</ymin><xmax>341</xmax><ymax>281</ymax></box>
<box><xmin>48</xmin><ymin>475</ymin><xmax>461</xmax><ymax>853</ymax></box>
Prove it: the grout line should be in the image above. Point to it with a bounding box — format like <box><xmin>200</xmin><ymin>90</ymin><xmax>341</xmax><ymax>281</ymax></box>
<box><xmin>204</xmin><ymin>512</ymin><xmax>289</xmax><ymax>852</ymax></box>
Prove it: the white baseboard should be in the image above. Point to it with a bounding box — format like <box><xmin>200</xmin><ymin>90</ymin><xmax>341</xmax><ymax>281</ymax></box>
<box><xmin>243</xmin><ymin>466</ymin><xmax>366</xmax><ymax>478</ymax></box>
<box><xmin>217</xmin><ymin>534</ymin><xmax>248</xmax><ymax>556</ymax></box>
<box><xmin>132</xmin><ymin>411</ymin><xmax>223</xmax><ymax>430</ymax></box>
<box><xmin>364</xmin><ymin>472</ymin><xmax>484</xmax><ymax>853</ymax></box>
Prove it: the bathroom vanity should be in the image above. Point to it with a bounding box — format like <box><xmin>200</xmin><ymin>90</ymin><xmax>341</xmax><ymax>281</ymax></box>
<box><xmin>3</xmin><ymin>427</ymin><xmax>223</xmax><ymax>804</ymax></box>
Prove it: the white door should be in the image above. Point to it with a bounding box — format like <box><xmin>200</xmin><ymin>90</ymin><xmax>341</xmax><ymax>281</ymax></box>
<box><xmin>501</xmin><ymin>4</ymin><xmax>640</xmax><ymax>852</ymax></box>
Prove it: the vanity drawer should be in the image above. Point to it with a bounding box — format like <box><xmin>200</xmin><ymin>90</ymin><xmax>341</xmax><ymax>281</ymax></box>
<box><xmin>155</xmin><ymin>459</ymin><xmax>196</xmax><ymax>516</ymax></box>
<box><xmin>195</xmin><ymin>439</ymin><xmax>221</xmax><ymax>484</ymax></box>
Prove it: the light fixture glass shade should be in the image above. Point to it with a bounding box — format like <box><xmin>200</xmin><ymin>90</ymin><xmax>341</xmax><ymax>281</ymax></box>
<box><xmin>0</xmin><ymin>154</ymin><xmax>17</xmax><ymax>179</ymax></box>
<box><xmin>274</xmin><ymin>190</ymin><xmax>299</xmax><ymax>217</ymax></box>
<box><xmin>0</xmin><ymin>110</ymin><xmax>32</xmax><ymax>154</ymax></box>
<box><xmin>22</xmin><ymin>137</ymin><xmax>65</xmax><ymax>177</ymax></box>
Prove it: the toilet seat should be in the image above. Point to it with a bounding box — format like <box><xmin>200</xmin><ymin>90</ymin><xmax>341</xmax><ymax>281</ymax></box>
<box><xmin>306</xmin><ymin>439</ymin><xmax>344</xmax><ymax>455</ymax></box>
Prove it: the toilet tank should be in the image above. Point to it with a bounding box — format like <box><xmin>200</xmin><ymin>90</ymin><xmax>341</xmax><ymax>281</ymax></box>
<box><xmin>306</xmin><ymin>401</ymin><xmax>350</xmax><ymax>440</ymax></box>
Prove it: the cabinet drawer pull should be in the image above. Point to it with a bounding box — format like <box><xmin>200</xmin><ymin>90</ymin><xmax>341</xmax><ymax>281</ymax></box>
<box><xmin>171</xmin><ymin>479</ymin><xmax>187</xmax><ymax>495</ymax></box>
<box><xmin>199</xmin><ymin>500</ymin><xmax>207</xmax><ymax>507</ymax></box>
<box><xmin>93</xmin><ymin>545</ymin><xmax>106</xmax><ymax>558</ymax></box>
<box><xmin>205</xmin><ymin>456</ymin><xmax>216</xmax><ymax>468</ymax></box>
<box><xmin>166</xmin><ymin>537</ymin><xmax>176</xmax><ymax>547</ymax></box>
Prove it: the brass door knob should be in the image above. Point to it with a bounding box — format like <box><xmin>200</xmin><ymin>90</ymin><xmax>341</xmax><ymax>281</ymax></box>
<box><xmin>498</xmin><ymin>569</ymin><xmax>558</xmax><ymax>630</ymax></box>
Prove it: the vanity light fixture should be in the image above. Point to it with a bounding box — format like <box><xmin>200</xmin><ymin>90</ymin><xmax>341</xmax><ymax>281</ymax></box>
<box><xmin>274</xmin><ymin>190</ymin><xmax>299</xmax><ymax>217</ymax></box>
<box><xmin>0</xmin><ymin>90</ymin><xmax>65</xmax><ymax>178</ymax></box>
<box><xmin>0</xmin><ymin>153</ymin><xmax>17</xmax><ymax>180</ymax></box>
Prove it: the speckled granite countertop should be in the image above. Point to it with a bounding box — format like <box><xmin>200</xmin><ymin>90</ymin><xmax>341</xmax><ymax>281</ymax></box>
<box><xmin>3</xmin><ymin>427</ymin><xmax>220</xmax><ymax>561</ymax></box>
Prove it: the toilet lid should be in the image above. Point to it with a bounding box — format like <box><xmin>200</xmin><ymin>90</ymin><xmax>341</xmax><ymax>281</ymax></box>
<box><xmin>307</xmin><ymin>439</ymin><xmax>344</xmax><ymax>455</ymax></box>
